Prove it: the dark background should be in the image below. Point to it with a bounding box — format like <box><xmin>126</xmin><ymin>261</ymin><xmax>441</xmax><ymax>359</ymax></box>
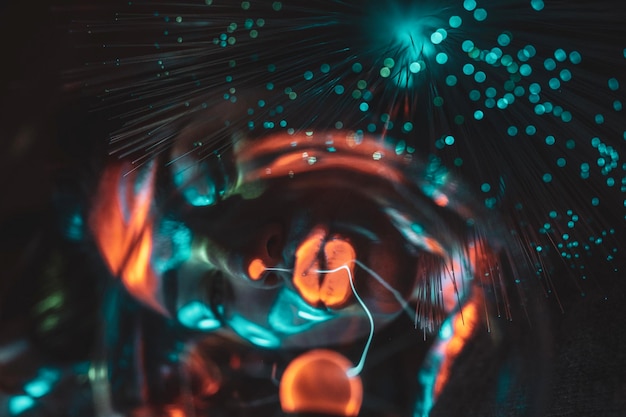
<box><xmin>1</xmin><ymin>1</ymin><xmax>625</xmax><ymax>416</ymax></box>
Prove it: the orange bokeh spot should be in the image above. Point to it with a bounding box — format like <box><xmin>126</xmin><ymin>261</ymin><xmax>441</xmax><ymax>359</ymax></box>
<box><xmin>279</xmin><ymin>349</ymin><xmax>363</xmax><ymax>416</ymax></box>
<box><xmin>247</xmin><ymin>258</ymin><xmax>267</xmax><ymax>280</ymax></box>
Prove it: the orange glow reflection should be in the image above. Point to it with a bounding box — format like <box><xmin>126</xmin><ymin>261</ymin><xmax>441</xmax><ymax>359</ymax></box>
<box><xmin>293</xmin><ymin>226</ymin><xmax>326</xmax><ymax>306</ymax></box>
<box><xmin>292</xmin><ymin>228</ymin><xmax>356</xmax><ymax>308</ymax></box>
<box><xmin>247</xmin><ymin>258</ymin><xmax>267</xmax><ymax>280</ymax></box>
<box><xmin>434</xmin><ymin>293</ymin><xmax>481</xmax><ymax>397</ymax></box>
<box><xmin>89</xmin><ymin>163</ymin><xmax>166</xmax><ymax>314</ymax></box>
<box><xmin>279</xmin><ymin>349</ymin><xmax>363</xmax><ymax>416</ymax></box>
<box><xmin>320</xmin><ymin>237</ymin><xmax>356</xmax><ymax>308</ymax></box>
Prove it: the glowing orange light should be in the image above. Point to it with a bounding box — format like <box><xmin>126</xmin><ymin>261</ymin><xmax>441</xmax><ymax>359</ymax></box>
<box><xmin>293</xmin><ymin>226</ymin><xmax>326</xmax><ymax>306</ymax></box>
<box><xmin>279</xmin><ymin>349</ymin><xmax>363</xmax><ymax>416</ymax></box>
<box><xmin>320</xmin><ymin>237</ymin><xmax>356</xmax><ymax>308</ymax></box>
<box><xmin>89</xmin><ymin>163</ymin><xmax>166</xmax><ymax>314</ymax></box>
<box><xmin>247</xmin><ymin>258</ymin><xmax>267</xmax><ymax>280</ymax></box>
<box><xmin>164</xmin><ymin>406</ymin><xmax>185</xmax><ymax>417</ymax></box>
<box><xmin>292</xmin><ymin>228</ymin><xmax>357</xmax><ymax>309</ymax></box>
<box><xmin>434</xmin><ymin>193</ymin><xmax>449</xmax><ymax>207</ymax></box>
<box><xmin>433</xmin><ymin>293</ymin><xmax>481</xmax><ymax>397</ymax></box>
<box><xmin>235</xmin><ymin>132</ymin><xmax>408</xmax><ymax>190</ymax></box>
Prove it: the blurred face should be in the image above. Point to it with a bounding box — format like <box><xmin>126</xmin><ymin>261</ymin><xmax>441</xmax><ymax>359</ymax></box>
<box><xmin>91</xmin><ymin>127</ymin><xmax>486</xmax><ymax>349</ymax></box>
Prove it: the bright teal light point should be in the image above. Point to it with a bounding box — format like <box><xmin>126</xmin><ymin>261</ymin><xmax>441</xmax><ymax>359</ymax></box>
<box><xmin>463</xmin><ymin>0</ymin><xmax>477</xmax><ymax>12</ymax></box>
<box><xmin>524</xmin><ymin>45</ymin><xmax>537</xmax><ymax>58</ymax></box>
<box><xmin>430</xmin><ymin>31</ymin><xmax>443</xmax><ymax>44</ymax></box>
<box><xmin>449</xmin><ymin>16</ymin><xmax>462</xmax><ymax>28</ymax></box>
<box><xmin>519</xmin><ymin>64</ymin><xmax>532</xmax><ymax>76</ymax></box>
<box><xmin>560</xmin><ymin>69</ymin><xmax>572</xmax><ymax>81</ymax></box>
<box><xmin>561</xmin><ymin>111</ymin><xmax>572</xmax><ymax>122</ymax></box>
<box><xmin>473</xmin><ymin>8</ymin><xmax>487</xmax><ymax>21</ymax></box>
<box><xmin>555</xmin><ymin>48</ymin><xmax>567</xmax><ymax>61</ymax></box>
<box><xmin>614</xmin><ymin>100</ymin><xmax>622</xmax><ymax>111</ymax></box>
<box><xmin>395</xmin><ymin>140</ymin><xmax>406</xmax><ymax>155</ymax></box>
<box><xmin>507</xmin><ymin>126</ymin><xmax>518</xmax><ymax>136</ymax></box>
<box><xmin>498</xmin><ymin>33</ymin><xmax>511</xmax><ymax>46</ymax></box>
<box><xmin>463</xmin><ymin>64</ymin><xmax>475</xmax><ymax>75</ymax></box>
<box><xmin>549</xmin><ymin>78</ymin><xmax>561</xmax><ymax>89</ymax></box>
<box><xmin>445</xmin><ymin>75</ymin><xmax>457</xmax><ymax>86</ymax></box>
<box><xmin>553</xmin><ymin>106</ymin><xmax>563</xmax><ymax>116</ymax></box>
<box><xmin>462</xmin><ymin>40</ymin><xmax>474</xmax><ymax>52</ymax></box>
<box><xmin>531</xmin><ymin>0</ymin><xmax>545</xmax><ymax>11</ymax></box>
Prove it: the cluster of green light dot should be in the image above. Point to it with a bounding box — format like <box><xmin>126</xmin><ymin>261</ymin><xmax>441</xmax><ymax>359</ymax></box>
<box><xmin>209</xmin><ymin>17</ymin><xmax>266</xmax><ymax>48</ymax></box>
<box><xmin>200</xmin><ymin>0</ymin><xmax>624</xmax><ymax>220</ymax></box>
<box><xmin>533</xmin><ymin>209</ymin><xmax>618</xmax><ymax>266</ymax></box>
<box><xmin>463</xmin><ymin>40</ymin><xmax>583</xmax><ymax>124</ymax></box>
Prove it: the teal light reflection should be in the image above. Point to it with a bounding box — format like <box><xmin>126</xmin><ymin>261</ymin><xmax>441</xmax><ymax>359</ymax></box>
<box><xmin>8</xmin><ymin>396</ymin><xmax>35</xmax><ymax>416</ymax></box>
<box><xmin>177</xmin><ymin>301</ymin><xmax>221</xmax><ymax>331</ymax></box>
<box><xmin>153</xmin><ymin>220</ymin><xmax>192</xmax><ymax>274</ymax></box>
<box><xmin>173</xmin><ymin>163</ymin><xmax>219</xmax><ymax>207</ymax></box>
<box><xmin>228</xmin><ymin>314</ymin><xmax>281</xmax><ymax>348</ymax></box>
<box><xmin>268</xmin><ymin>288</ymin><xmax>332</xmax><ymax>335</ymax></box>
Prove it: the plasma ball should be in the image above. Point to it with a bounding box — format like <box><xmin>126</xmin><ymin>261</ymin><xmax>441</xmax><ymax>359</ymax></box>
<box><xmin>279</xmin><ymin>349</ymin><xmax>363</xmax><ymax>416</ymax></box>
